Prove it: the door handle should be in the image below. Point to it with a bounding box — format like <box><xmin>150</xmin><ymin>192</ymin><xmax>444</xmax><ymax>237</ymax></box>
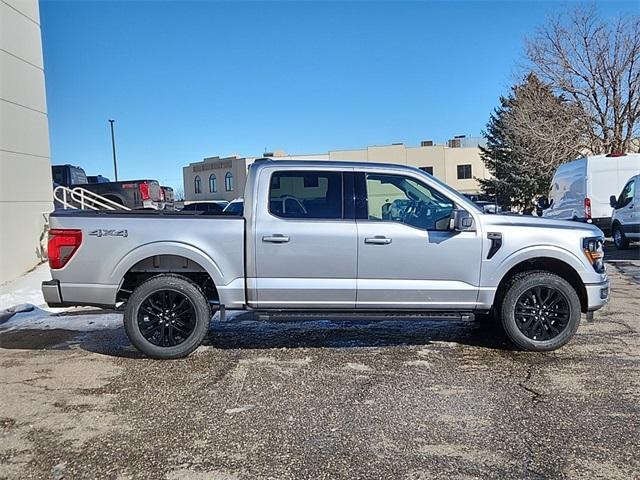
<box><xmin>262</xmin><ymin>234</ymin><xmax>290</xmax><ymax>243</ymax></box>
<box><xmin>365</xmin><ymin>236</ymin><xmax>392</xmax><ymax>245</ymax></box>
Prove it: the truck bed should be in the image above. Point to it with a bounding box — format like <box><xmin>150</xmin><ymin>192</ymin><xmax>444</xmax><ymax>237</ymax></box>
<box><xmin>47</xmin><ymin>209</ymin><xmax>246</xmax><ymax>307</ymax></box>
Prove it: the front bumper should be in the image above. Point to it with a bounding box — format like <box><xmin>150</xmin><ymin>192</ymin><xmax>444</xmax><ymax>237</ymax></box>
<box><xmin>585</xmin><ymin>279</ymin><xmax>610</xmax><ymax>312</ymax></box>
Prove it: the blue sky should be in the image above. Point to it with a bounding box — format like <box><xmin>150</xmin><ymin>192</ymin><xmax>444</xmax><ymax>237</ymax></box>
<box><xmin>40</xmin><ymin>0</ymin><xmax>637</xmax><ymax>189</ymax></box>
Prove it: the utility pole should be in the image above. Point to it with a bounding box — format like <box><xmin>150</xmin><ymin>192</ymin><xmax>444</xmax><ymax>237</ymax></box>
<box><xmin>108</xmin><ymin>119</ymin><xmax>118</xmax><ymax>181</ymax></box>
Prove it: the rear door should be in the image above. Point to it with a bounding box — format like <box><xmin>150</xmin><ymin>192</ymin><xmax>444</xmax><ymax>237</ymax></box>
<box><xmin>355</xmin><ymin>171</ymin><xmax>483</xmax><ymax>310</ymax></box>
<box><xmin>254</xmin><ymin>169</ymin><xmax>358</xmax><ymax>308</ymax></box>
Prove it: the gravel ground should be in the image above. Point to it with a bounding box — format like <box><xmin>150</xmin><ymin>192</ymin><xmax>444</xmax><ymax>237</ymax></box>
<box><xmin>1</xmin><ymin>246</ymin><xmax>639</xmax><ymax>480</ymax></box>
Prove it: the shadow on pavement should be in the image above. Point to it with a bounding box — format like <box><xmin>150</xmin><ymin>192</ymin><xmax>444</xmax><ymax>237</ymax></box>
<box><xmin>0</xmin><ymin>313</ymin><xmax>513</xmax><ymax>358</ymax></box>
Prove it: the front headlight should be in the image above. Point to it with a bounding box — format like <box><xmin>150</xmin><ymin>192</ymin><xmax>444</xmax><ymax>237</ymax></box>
<box><xmin>582</xmin><ymin>237</ymin><xmax>605</xmax><ymax>273</ymax></box>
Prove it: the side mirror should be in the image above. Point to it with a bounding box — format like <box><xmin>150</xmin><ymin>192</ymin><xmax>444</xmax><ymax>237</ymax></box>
<box><xmin>609</xmin><ymin>195</ymin><xmax>618</xmax><ymax>208</ymax></box>
<box><xmin>449</xmin><ymin>209</ymin><xmax>475</xmax><ymax>232</ymax></box>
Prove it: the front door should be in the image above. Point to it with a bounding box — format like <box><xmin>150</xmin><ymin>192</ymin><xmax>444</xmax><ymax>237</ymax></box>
<box><xmin>254</xmin><ymin>169</ymin><xmax>358</xmax><ymax>308</ymax></box>
<box><xmin>617</xmin><ymin>178</ymin><xmax>638</xmax><ymax>238</ymax></box>
<box><xmin>355</xmin><ymin>171</ymin><xmax>483</xmax><ymax>310</ymax></box>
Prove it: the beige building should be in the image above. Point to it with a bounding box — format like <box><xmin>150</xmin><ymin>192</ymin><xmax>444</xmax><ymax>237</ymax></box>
<box><xmin>0</xmin><ymin>0</ymin><xmax>53</xmax><ymax>283</ymax></box>
<box><xmin>184</xmin><ymin>138</ymin><xmax>489</xmax><ymax>201</ymax></box>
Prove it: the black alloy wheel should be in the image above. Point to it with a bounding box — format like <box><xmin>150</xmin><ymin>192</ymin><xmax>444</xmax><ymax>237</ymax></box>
<box><xmin>514</xmin><ymin>286</ymin><xmax>570</xmax><ymax>341</ymax></box>
<box><xmin>124</xmin><ymin>274</ymin><xmax>212</xmax><ymax>359</ymax></box>
<box><xmin>137</xmin><ymin>289</ymin><xmax>196</xmax><ymax>347</ymax></box>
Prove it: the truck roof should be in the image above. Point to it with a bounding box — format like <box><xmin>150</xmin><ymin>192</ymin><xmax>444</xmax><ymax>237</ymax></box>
<box><xmin>250</xmin><ymin>157</ymin><xmax>426</xmax><ymax>173</ymax></box>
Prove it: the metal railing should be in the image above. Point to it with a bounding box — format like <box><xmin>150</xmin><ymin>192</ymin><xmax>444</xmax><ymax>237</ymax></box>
<box><xmin>53</xmin><ymin>186</ymin><xmax>131</xmax><ymax>211</ymax></box>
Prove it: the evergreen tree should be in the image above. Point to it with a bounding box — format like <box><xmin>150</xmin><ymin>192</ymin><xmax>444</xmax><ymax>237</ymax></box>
<box><xmin>479</xmin><ymin>74</ymin><xmax>583</xmax><ymax>212</ymax></box>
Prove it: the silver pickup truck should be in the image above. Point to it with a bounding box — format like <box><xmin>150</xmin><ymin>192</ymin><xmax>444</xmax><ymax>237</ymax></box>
<box><xmin>43</xmin><ymin>159</ymin><xmax>610</xmax><ymax>358</ymax></box>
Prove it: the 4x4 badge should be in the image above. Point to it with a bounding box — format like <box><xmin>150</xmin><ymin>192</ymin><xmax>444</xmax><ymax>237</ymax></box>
<box><xmin>88</xmin><ymin>229</ymin><xmax>128</xmax><ymax>238</ymax></box>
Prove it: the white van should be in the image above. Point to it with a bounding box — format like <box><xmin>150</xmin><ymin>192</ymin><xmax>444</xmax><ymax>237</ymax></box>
<box><xmin>541</xmin><ymin>153</ymin><xmax>640</xmax><ymax>235</ymax></box>
<box><xmin>610</xmin><ymin>174</ymin><xmax>639</xmax><ymax>249</ymax></box>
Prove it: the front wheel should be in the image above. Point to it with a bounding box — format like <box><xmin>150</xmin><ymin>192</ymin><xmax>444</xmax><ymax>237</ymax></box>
<box><xmin>612</xmin><ymin>225</ymin><xmax>630</xmax><ymax>249</ymax></box>
<box><xmin>124</xmin><ymin>274</ymin><xmax>212</xmax><ymax>359</ymax></box>
<box><xmin>500</xmin><ymin>271</ymin><xmax>581</xmax><ymax>351</ymax></box>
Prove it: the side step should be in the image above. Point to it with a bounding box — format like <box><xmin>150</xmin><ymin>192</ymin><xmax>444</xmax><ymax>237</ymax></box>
<box><xmin>253</xmin><ymin>311</ymin><xmax>475</xmax><ymax>322</ymax></box>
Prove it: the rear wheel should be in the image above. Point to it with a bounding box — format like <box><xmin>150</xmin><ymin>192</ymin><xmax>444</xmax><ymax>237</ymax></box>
<box><xmin>612</xmin><ymin>225</ymin><xmax>630</xmax><ymax>249</ymax></box>
<box><xmin>500</xmin><ymin>271</ymin><xmax>581</xmax><ymax>351</ymax></box>
<box><xmin>124</xmin><ymin>274</ymin><xmax>212</xmax><ymax>359</ymax></box>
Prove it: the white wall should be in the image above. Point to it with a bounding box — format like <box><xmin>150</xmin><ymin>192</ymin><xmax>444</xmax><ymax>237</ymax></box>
<box><xmin>0</xmin><ymin>0</ymin><xmax>52</xmax><ymax>283</ymax></box>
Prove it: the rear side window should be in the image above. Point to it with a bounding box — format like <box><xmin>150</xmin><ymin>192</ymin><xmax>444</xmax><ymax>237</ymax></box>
<box><xmin>269</xmin><ymin>171</ymin><xmax>343</xmax><ymax>219</ymax></box>
<box><xmin>70</xmin><ymin>168</ymin><xmax>88</xmax><ymax>185</ymax></box>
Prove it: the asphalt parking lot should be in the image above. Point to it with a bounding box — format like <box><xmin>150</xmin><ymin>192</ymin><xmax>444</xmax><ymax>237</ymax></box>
<box><xmin>1</xmin><ymin>246</ymin><xmax>639</xmax><ymax>480</ymax></box>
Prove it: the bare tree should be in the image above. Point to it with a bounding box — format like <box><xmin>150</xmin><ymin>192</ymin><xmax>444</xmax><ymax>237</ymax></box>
<box><xmin>504</xmin><ymin>73</ymin><xmax>583</xmax><ymax>174</ymax></box>
<box><xmin>526</xmin><ymin>5</ymin><xmax>640</xmax><ymax>154</ymax></box>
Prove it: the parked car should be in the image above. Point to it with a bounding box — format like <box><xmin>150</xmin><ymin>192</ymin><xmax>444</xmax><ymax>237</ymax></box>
<box><xmin>180</xmin><ymin>202</ymin><xmax>224</xmax><ymax>213</ymax></box>
<box><xmin>473</xmin><ymin>201</ymin><xmax>501</xmax><ymax>214</ymax></box>
<box><xmin>161</xmin><ymin>186</ymin><xmax>175</xmax><ymax>210</ymax></box>
<box><xmin>609</xmin><ymin>174</ymin><xmax>639</xmax><ymax>249</ymax></box>
<box><xmin>87</xmin><ymin>175</ymin><xmax>111</xmax><ymax>184</ymax></box>
<box><xmin>538</xmin><ymin>153</ymin><xmax>640</xmax><ymax>235</ymax></box>
<box><xmin>42</xmin><ymin>159</ymin><xmax>609</xmax><ymax>359</ymax></box>
<box><xmin>223</xmin><ymin>198</ymin><xmax>243</xmax><ymax>215</ymax></box>
<box><xmin>52</xmin><ymin>164</ymin><xmax>163</xmax><ymax>210</ymax></box>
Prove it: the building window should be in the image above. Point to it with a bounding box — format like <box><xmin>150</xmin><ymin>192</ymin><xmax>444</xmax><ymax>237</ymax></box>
<box><xmin>457</xmin><ymin>164</ymin><xmax>472</xmax><ymax>180</ymax></box>
<box><xmin>419</xmin><ymin>166</ymin><xmax>434</xmax><ymax>175</ymax></box>
<box><xmin>225</xmin><ymin>172</ymin><xmax>233</xmax><ymax>191</ymax></box>
<box><xmin>194</xmin><ymin>175</ymin><xmax>201</xmax><ymax>194</ymax></box>
<box><xmin>209</xmin><ymin>174</ymin><xmax>217</xmax><ymax>193</ymax></box>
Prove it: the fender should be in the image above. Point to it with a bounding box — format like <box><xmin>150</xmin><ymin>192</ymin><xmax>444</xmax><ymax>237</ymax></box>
<box><xmin>483</xmin><ymin>244</ymin><xmax>590</xmax><ymax>288</ymax></box>
<box><xmin>110</xmin><ymin>241</ymin><xmax>225</xmax><ymax>288</ymax></box>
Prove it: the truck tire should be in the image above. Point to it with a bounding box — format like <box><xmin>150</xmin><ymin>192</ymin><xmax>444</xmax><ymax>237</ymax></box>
<box><xmin>612</xmin><ymin>225</ymin><xmax>630</xmax><ymax>249</ymax></box>
<box><xmin>500</xmin><ymin>271</ymin><xmax>581</xmax><ymax>351</ymax></box>
<box><xmin>124</xmin><ymin>274</ymin><xmax>212</xmax><ymax>359</ymax></box>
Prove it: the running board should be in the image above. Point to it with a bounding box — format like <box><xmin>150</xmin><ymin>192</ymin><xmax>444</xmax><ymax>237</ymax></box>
<box><xmin>252</xmin><ymin>311</ymin><xmax>475</xmax><ymax>322</ymax></box>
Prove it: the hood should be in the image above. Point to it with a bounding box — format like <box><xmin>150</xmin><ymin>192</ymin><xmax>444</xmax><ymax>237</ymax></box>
<box><xmin>479</xmin><ymin>214</ymin><xmax>604</xmax><ymax>236</ymax></box>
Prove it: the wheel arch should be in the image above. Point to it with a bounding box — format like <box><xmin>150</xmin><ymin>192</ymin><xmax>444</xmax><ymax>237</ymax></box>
<box><xmin>493</xmin><ymin>257</ymin><xmax>588</xmax><ymax>313</ymax></box>
<box><xmin>111</xmin><ymin>243</ymin><xmax>225</xmax><ymax>303</ymax></box>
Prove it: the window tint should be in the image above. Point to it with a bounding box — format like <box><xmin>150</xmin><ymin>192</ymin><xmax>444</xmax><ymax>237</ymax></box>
<box><xmin>225</xmin><ymin>172</ymin><xmax>233</xmax><ymax>191</ymax></box>
<box><xmin>70</xmin><ymin>168</ymin><xmax>88</xmax><ymax>185</ymax></box>
<box><xmin>365</xmin><ymin>173</ymin><xmax>453</xmax><ymax>231</ymax></box>
<box><xmin>618</xmin><ymin>180</ymin><xmax>635</xmax><ymax>208</ymax></box>
<box><xmin>194</xmin><ymin>175</ymin><xmax>201</xmax><ymax>194</ymax></box>
<box><xmin>269</xmin><ymin>171</ymin><xmax>343</xmax><ymax>219</ymax></box>
<box><xmin>52</xmin><ymin>167</ymin><xmax>65</xmax><ymax>186</ymax></box>
<box><xmin>457</xmin><ymin>164</ymin><xmax>472</xmax><ymax>180</ymax></box>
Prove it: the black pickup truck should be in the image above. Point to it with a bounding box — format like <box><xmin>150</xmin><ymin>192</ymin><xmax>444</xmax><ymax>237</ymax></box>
<box><xmin>52</xmin><ymin>164</ymin><xmax>163</xmax><ymax>210</ymax></box>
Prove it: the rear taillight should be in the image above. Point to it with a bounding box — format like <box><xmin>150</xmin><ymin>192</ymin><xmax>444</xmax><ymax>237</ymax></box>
<box><xmin>139</xmin><ymin>182</ymin><xmax>150</xmax><ymax>201</ymax></box>
<box><xmin>584</xmin><ymin>197</ymin><xmax>592</xmax><ymax>220</ymax></box>
<box><xmin>48</xmin><ymin>229</ymin><xmax>82</xmax><ymax>269</ymax></box>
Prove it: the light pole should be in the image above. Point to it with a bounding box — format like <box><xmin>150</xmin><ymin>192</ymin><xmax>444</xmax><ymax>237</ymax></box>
<box><xmin>108</xmin><ymin>119</ymin><xmax>118</xmax><ymax>181</ymax></box>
